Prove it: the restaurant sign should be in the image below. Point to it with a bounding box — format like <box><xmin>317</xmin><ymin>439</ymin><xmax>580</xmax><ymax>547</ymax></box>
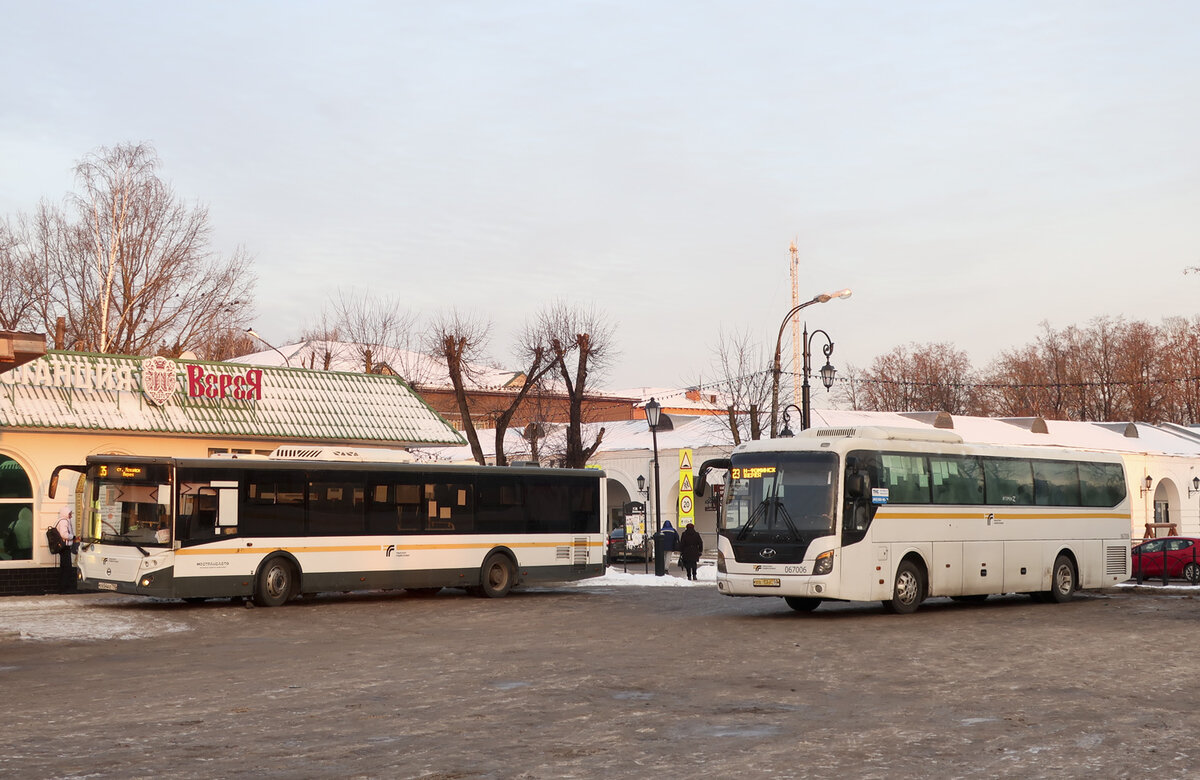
<box><xmin>2</xmin><ymin>354</ymin><xmax>265</xmax><ymax>406</ymax></box>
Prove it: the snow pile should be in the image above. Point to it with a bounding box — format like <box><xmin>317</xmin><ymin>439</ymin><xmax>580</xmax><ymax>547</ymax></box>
<box><xmin>0</xmin><ymin>596</ymin><xmax>191</xmax><ymax>642</ymax></box>
<box><xmin>560</xmin><ymin>562</ymin><xmax>717</xmax><ymax>588</ymax></box>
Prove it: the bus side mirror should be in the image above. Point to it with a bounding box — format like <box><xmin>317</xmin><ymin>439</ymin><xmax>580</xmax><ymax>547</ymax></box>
<box><xmin>848</xmin><ymin>473</ymin><xmax>870</xmax><ymax>498</ymax></box>
<box><xmin>48</xmin><ymin>465</ymin><xmax>87</xmax><ymax>499</ymax></box>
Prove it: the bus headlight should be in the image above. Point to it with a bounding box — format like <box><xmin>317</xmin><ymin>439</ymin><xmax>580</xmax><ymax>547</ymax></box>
<box><xmin>717</xmin><ymin>551</ymin><xmax>726</xmax><ymax>573</ymax></box>
<box><xmin>813</xmin><ymin>550</ymin><xmax>834</xmax><ymax>576</ymax></box>
<box><xmin>139</xmin><ymin>575</ymin><xmax>154</xmax><ymax>588</ymax></box>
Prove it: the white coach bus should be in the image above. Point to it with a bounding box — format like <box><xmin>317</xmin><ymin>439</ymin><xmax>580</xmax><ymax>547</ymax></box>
<box><xmin>49</xmin><ymin>448</ymin><xmax>605</xmax><ymax>606</ymax></box>
<box><xmin>710</xmin><ymin>426</ymin><xmax>1131</xmax><ymax>614</ymax></box>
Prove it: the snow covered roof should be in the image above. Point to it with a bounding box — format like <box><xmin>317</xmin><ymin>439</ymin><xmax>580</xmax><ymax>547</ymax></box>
<box><xmin>0</xmin><ymin>351</ymin><xmax>465</xmax><ymax>446</ymax></box>
<box><xmin>231</xmin><ymin>340</ymin><xmax>524</xmax><ymax>391</ymax></box>
<box><xmin>426</xmin><ymin>408</ymin><xmax>1200</xmax><ymax>463</ymax></box>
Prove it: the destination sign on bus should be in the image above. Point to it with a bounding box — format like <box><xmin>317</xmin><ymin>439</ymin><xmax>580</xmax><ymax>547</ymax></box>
<box><xmin>97</xmin><ymin>465</ymin><xmax>145</xmax><ymax>479</ymax></box>
<box><xmin>731</xmin><ymin>466</ymin><xmax>777</xmax><ymax>480</ymax></box>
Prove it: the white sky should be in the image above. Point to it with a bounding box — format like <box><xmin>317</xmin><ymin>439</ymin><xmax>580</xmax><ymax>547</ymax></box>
<box><xmin>3</xmin><ymin>1</ymin><xmax>1198</xmax><ymax>390</ymax></box>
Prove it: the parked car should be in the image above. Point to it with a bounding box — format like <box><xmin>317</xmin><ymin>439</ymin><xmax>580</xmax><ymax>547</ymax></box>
<box><xmin>1131</xmin><ymin>537</ymin><xmax>1200</xmax><ymax>582</ymax></box>
<box><xmin>607</xmin><ymin>527</ymin><xmax>646</xmax><ymax>562</ymax></box>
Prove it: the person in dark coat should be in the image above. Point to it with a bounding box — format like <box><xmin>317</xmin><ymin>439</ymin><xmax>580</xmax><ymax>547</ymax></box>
<box><xmin>678</xmin><ymin>522</ymin><xmax>703</xmax><ymax>581</ymax></box>
<box><xmin>660</xmin><ymin>520</ymin><xmax>678</xmax><ymax>553</ymax></box>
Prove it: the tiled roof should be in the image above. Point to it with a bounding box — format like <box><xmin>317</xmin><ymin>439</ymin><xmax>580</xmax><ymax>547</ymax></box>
<box><xmin>0</xmin><ymin>351</ymin><xmax>465</xmax><ymax>446</ymax></box>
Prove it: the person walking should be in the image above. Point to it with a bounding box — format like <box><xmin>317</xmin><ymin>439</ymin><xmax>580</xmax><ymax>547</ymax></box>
<box><xmin>678</xmin><ymin>522</ymin><xmax>703</xmax><ymax>581</ymax></box>
<box><xmin>54</xmin><ymin>505</ymin><xmax>77</xmax><ymax>593</ymax></box>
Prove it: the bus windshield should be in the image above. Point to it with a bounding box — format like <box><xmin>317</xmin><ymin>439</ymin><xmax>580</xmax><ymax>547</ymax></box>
<box><xmin>723</xmin><ymin>452</ymin><xmax>839</xmax><ymax>541</ymax></box>
<box><xmin>91</xmin><ymin>464</ymin><xmax>173</xmax><ymax>547</ymax></box>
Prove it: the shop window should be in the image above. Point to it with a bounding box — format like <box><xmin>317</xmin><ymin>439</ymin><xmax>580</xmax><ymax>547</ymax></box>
<box><xmin>0</xmin><ymin>456</ymin><xmax>34</xmax><ymax>561</ymax></box>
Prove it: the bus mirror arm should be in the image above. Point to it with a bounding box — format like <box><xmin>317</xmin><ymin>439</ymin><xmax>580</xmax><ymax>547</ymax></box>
<box><xmin>695</xmin><ymin>459</ymin><xmax>732</xmax><ymax>498</ymax></box>
<box><xmin>48</xmin><ymin>464</ymin><xmax>87</xmax><ymax>499</ymax></box>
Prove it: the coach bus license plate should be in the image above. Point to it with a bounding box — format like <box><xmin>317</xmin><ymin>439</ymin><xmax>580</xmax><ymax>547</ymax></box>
<box><xmin>97</xmin><ymin>582</ymin><xmax>118</xmax><ymax>591</ymax></box>
<box><xmin>753</xmin><ymin>577</ymin><xmax>781</xmax><ymax>587</ymax></box>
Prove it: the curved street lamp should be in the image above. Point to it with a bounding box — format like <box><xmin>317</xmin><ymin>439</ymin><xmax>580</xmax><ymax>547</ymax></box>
<box><xmin>778</xmin><ymin>403</ymin><xmax>803</xmax><ymax>438</ymax></box>
<box><xmin>246</xmin><ymin>328</ymin><xmax>292</xmax><ymax>367</ymax></box>
<box><xmin>770</xmin><ymin>288</ymin><xmax>851</xmax><ymax>437</ymax></box>
<box><xmin>801</xmin><ymin>326</ymin><xmax>837</xmax><ymax>432</ymax></box>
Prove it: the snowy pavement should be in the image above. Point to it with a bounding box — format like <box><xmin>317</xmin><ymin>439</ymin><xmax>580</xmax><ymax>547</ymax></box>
<box><xmin>0</xmin><ymin>563</ymin><xmax>718</xmax><ymax>642</ymax></box>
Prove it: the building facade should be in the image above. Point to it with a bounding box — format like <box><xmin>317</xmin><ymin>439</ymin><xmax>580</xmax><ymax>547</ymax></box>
<box><xmin>0</xmin><ymin>351</ymin><xmax>463</xmax><ymax>594</ymax></box>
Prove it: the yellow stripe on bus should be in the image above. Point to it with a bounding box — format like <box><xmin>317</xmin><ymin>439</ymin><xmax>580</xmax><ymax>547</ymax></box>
<box><xmin>174</xmin><ymin>540</ymin><xmax>603</xmax><ymax>556</ymax></box>
<box><xmin>875</xmin><ymin>510</ymin><xmax>1128</xmax><ymax>521</ymax></box>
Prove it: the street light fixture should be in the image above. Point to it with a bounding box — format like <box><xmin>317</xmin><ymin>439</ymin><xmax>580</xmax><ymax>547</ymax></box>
<box><xmin>800</xmin><ymin>325</ymin><xmax>837</xmax><ymax>433</ymax></box>
<box><xmin>645</xmin><ymin>398</ymin><xmax>665</xmax><ymax>577</ymax></box>
<box><xmin>246</xmin><ymin>328</ymin><xmax>292</xmax><ymax>367</ymax></box>
<box><xmin>779</xmin><ymin>404</ymin><xmax>803</xmax><ymax>438</ymax></box>
<box><xmin>770</xmin><ymin>288</ymin><xmax>851</xmax><ymax>437</ymax></box>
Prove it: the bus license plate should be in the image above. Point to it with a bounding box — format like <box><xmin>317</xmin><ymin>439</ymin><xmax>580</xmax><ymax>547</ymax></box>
<box><xmin>753</xmin><ymin>578</ymin><xmax>781</xmax><ymax>587</ymax></box>
<box><xmin>97</xmin><ymin>582</ymin><xmax>118</xmax><ymax>591</ymax></box>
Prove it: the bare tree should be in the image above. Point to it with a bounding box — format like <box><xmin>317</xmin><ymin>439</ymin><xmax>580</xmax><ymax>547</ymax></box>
<box><xmin>425</xmin><ymin>310</ymin><xmax>493</xmax><ymax>465</ymax></box>
<box><xmin>857</xmin><ymin>342</ymin><xmax>983</xmax><ymax>415</ymax></box>
<box><xmin>490</xmin><ymin>321</ymin><xmax>562</xmax><ymax>466</ymax></box>
<box><xmin>11</xmin><ymin>142</ymin><xmax>255</xmax><ymax>355</ymax></box>
<box><xmin>330</xmin><ymin>289</ymin><xmax>419</xmax><ymax>375</ymax></box>
<box><xmin>0</xmin><ymin>218</ymin><xmax>41</xmax><ymax>330</ymax></box>
<box><xmin>536</xmin><ymin>302</ymin><xmax>616</xmax><ymax>468</ymax></box>
<box><xmin>704</xmin><ymin>327</ymin><xmax>772</xmax><ymax>443</ymax></box>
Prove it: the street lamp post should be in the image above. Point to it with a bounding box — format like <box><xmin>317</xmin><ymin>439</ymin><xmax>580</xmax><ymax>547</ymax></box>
<box><xmin>770</xmin><ymin>288</ymin><xmax>851</xmax><ymax>437</ymax></box>
<box><xmin>645</xmin><ymin>398</ymin><xmax>666</xmax><ymax>576</ymax></box>
<box><xmin>800</xmin><ymin>324</ymin><xmax>837</xmax><ymax>432</ymax></box>
<box><xmin>246</xmin><ymin>328</ymin><xmax>292</xmax><ymax>367</ymax></box>
<box><xmin>778</xmin><ymin>403</ymin><xmax>803</xmax><ymax>438</ymax></box>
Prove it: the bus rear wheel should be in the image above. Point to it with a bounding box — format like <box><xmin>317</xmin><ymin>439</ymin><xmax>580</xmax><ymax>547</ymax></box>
<box><xmin>1046</xmin><ymin>554</ymin><xmax>1076</xmax><ymax>603</ymax></box>
<box><xmin>784</xmin><ymin>596</ymin><xmax>820</xmax><ymax>613</ymax></box>
<box><xmin>254</xmin><ymin>557</ymin><xmax>296</xmax><ymax>607</ymax></box>
<box><xmin>478</xmin><ymin>553</ymin><xmax>516</xmax><ymax>598</ymax></box>
<box><xmin>884</xmin><ymin>560</ymin><xmax>925</xmax><ymax>614</ymax></box>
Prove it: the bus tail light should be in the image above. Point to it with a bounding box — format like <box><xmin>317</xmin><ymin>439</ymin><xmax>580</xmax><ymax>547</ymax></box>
<box><xmin>813</xmin><ymin>550</ymin><xmax>834</xmax><ymax>576</ymax></box>
<box><xmin>717</xmin><ymin>551</ymin><xmax>726</xmax><ymax>573</ymax></box>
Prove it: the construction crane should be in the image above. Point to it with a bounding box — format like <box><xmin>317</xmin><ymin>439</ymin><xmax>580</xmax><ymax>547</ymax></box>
<box><xmin>789</xmin><ymin>240</ymin><xmax>802</xmax><ymax>405</ymax></box>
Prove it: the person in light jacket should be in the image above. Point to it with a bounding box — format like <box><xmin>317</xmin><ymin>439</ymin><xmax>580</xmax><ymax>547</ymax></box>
<box><xmin>54</xmin><ymin>506</ymin><xmax>76</xmax><ymax>593</ymax></box>
<box><xmin>678</xmin><ymin>522</ymin><xmax>703</xmax><ymax>581</ymax></box>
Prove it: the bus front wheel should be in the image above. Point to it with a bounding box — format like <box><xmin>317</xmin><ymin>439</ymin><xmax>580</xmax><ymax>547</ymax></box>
<box><xmin>884</xmin><ymin>560</ymin><xmax>925</xmax><ymax>614</ymax></box>
<box><xmin>477</xmin><ymin>553</ymin><xmax>516</xmax><ymax>598</ymax></box>
<box><xmin>254</xmin><ymin>557</ymin><xmax>296</xmax><ymax>607</ymax></box>
<box><xmin>784</xmin><ymin>596</ymin><xmax>820</xmax><ymax>613</ymax></box>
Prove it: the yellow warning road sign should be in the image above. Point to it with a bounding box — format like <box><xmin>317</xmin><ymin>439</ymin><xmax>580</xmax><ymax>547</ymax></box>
<box><xmin>678</xmin><ymin>448</ymin><xmax>694</xmax><ymax>524</ymax></box>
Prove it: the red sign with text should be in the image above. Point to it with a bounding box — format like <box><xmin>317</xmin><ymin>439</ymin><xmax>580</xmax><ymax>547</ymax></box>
<box><xmin>185</xmin><ymin>364</ymin><xmax>263</xmax><ymax>401</ymax></box>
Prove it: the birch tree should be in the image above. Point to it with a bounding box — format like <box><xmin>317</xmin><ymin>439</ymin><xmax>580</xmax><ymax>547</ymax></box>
<box><xmin>14</xmin><ymin>143</ymin><xmax>255</xmax><ymax>356</ymax></box>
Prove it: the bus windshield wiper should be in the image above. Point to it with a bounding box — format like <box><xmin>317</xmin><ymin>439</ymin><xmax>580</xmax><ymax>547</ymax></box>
<box><xmin>111</xmin><ymin>534</ymin><xmax>151</xmax><ymax>556</ymax></box>
<box><xmin>773</xmin><ymin>501</ymin><xmax>802</xmax><ymax>541</ymax></box>
<box><xmin>735</xmin><ymin>499</ymin><xmax>773</xmax><ymax>541</ymax></box>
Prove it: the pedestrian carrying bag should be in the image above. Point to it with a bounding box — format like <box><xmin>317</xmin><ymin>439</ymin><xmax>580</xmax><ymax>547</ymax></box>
<box><xmin>46</xmin><ymin>526</ymin><xmax>65</xmax><ymax>554</ymax></box>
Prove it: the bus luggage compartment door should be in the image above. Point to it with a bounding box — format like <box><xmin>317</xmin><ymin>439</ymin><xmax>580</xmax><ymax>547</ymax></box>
<box><xmin>962</xmin><ymin>541</ymin><xmax>1003</xmax><ymax>595</ymax></box>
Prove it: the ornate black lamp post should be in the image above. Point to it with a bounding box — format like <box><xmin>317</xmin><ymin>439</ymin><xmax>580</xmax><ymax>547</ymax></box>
<box><xmin>645</xmin><ymin>398</ymin><xmax>665</xmax><ymax>576</ymax></box>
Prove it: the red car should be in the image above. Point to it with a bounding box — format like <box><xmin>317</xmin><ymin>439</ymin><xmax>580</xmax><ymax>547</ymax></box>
<box><xmin>1131</xmin><ymin>537</ymin><xmax>1200</xmax><ymax>583</ymax></box>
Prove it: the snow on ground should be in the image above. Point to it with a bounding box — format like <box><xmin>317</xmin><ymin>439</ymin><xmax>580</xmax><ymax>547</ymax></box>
<box><xmin>0</xmin><ymin>565</ymin><xmax>717</xmax><ymax>642</ymax></box>
<box><xmin>559</xmin><ymin>560</ymin><xmax>718</xmax><ymax>588</ymax></box>
<box><xmin>0</xmin><ymin>596</ymin><xmax>192</xmax><ymax>642</ymax></box>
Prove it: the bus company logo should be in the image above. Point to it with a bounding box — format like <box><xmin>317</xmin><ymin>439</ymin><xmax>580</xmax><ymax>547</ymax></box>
<box><xmin>385</xmin><ymin>545</ymin><xmax>395</xmax><ymax>557</ymax></box>
<box><xmin>140</xmin><ymin>356</ymin><xmax>178</xmax><ymax>406</ymax></box>
<box><xmin>758</xmin><ymin>548</ymin><xmax>778</xmax><ymax>559</ymax></box>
